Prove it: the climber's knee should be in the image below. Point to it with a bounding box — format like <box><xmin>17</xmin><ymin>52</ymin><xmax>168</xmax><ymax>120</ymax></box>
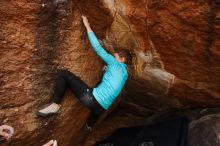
<box><xmin>57</xmin><ymin>69</ymin><xmax>70</xmax><ymax>77</ymax></box>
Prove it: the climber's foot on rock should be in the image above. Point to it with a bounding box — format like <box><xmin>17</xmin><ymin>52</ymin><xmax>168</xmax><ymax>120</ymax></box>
<box><xmin>84</xmin><ymin>123</ymin><xmax>92</xmax><ymax>132</ymax></box>
<box><xmin>36</xmin><ymin>103</ymin><xmax>61</xmax><ymax>117</ymax></box>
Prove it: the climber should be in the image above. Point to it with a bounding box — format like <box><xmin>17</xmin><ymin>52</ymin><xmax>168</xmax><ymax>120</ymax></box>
<box><xmin>36</xmin><ymin>15</ymin><xmax>132</xmax><ymax>129</ymax></box>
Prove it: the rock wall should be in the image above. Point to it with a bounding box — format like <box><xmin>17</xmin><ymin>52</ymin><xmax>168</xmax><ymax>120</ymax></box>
<box><xmin>0</xmin><ymin>0</ymin><xmax>219</xmax><ymax>146</ymax></box>
<box><xmin>103</xmin><ymin>0</ymin><xmax>220</xmax><ymax>109</ymax></box>
<box><xmin>148</xmin><ymin>0</ymin><xmax>220</xmax><ymax>108</ymax></box>
<box><xmin>0</xmin><ymin>0</ymin><xmax>112</xmax><ymax>145</ymax></box>
<box><xmin>82</xmin><ymin>107</ymin><xmax>220</xmax><ymax>146</ymax></box>
<box><xmin>189</xmin><ymin>113</ymin><xmax>220</xmax><ymax>146</ymax></box>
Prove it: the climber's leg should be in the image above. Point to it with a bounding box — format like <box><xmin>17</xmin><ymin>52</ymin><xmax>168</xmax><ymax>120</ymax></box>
<box><xmin>85</xmin><ymin>94</ymin><xmax>106</xmax><ymax>131</ymax></box>
<box><xmin>85</xmin><ymin>113</ymin><xmax>100</xmax><ymax>131</ymax></box>
<box><xmin>86</xmin><ymin>111</ymin><xmax>104</xmax><ymax>131</ymax></box>
<box><xmin>52</xmin><ymin>69</ymin><xmax>90</xmax><ymax>104</ymax></box>
<box><xmin>37</xmin><ymin>69</ymin><xmax>90</xmax><ymax>117</ymax></box>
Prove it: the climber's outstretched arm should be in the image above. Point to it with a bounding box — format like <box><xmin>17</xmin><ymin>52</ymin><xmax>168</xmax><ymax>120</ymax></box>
<box><xmin>82</xmin><ymin>15</ymin><xmax>115</xmax><ymax>65</ymax></box>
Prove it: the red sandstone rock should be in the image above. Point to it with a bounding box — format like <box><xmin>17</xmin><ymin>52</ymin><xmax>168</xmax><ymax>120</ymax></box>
<box><xmin>147</xmin><ymin>0</ymin><xmax>220</xmax><ymax>108</ymax></box>
<box><xmin>0</xmin><ymin>0</ymin><xmax>111</xmax><ymax>145</ymax></box>
<box><xmin>103</xmin><ymin>0</ymin><xmax>220</xmax><ymax>109</ymax></box>
<box><xmin>0</xmin><ymin>0</ymin><xmax>220</xmax><ymax>145</ymax></box>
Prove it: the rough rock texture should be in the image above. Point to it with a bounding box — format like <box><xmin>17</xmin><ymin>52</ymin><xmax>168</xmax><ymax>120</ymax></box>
<box><xmin>189</xmin><ymin>113</ymin><xmax>220</xmax><ymax>146</ymax></box>
<box><xmin>103</xmin><ymin>0</ymin><xmax>220</xmax><ymax>109</ymax></box>
<box><xmin>83</xmin><ymin>107</ymin><xmax>220</xmax><ymax>146</ymax></box>
<box><xmin>0</xmin><ymin>0</ymin><xmax>220</xmax><ymax>146</ymax></box>
<box><xmin>0</xmin><ymin>0</ymin><xmax>111</xmax><ymax>145</ymax></box>
<box><xmin>147</xmin><ymin>0</ymin><xmax>220</xmax><ymax>108</ymax></box>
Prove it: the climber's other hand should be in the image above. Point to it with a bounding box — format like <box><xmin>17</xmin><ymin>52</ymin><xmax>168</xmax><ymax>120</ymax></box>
<box><xmin>43</xmin><ymin>140</ymin><xmax>57</xmax><ymax>146</ymax></box>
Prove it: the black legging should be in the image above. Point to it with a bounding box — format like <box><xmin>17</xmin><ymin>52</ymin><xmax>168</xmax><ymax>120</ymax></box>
<box><xmin>52</xmin><ymin>69</ymin><xmax>106</xmax><ymax>126</ymax></box>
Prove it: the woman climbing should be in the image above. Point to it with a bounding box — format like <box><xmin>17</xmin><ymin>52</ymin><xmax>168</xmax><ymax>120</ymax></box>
<box><xmin>37</xmin><ymin>15</ymin><xmax>132</xmax><ymax>129</ymax></box>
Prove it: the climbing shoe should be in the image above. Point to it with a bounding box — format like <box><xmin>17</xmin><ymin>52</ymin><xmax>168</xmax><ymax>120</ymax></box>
<box><xmin>84</xmin><ymin>123</ymin><xmax>92</xmax><ymax>132</ymax></box>
<box><xmin>36</xmin><ymin>103</ymin><xmax>61</xmax><ymax>117</ymax></box>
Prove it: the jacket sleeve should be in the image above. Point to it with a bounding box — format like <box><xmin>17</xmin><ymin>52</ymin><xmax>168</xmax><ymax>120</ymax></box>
<box><xmin>88</xmin><ymin>32</ymin><xmax>115</xmax><ymax>65</ymax></box>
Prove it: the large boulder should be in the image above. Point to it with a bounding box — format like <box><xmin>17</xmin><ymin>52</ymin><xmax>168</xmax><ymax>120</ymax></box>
<box><xmin>82</xmin><ymin>108</ymin><xmax>220</xmax><ymax>146</ymax></box>
<box><xmin>103</xmin><ymin>0</ymin><xmax>220</xmax><ymax>109</ymax></box>
<box><xmin>0</xmin><ymin>0</ymin><xmax>112</xmax><ymax>145</ymax></box>
<box><xmin>189</xmin><ymin>113</ymin><xmax>220</xmax><ymax>146</ymax></box>
<box><xmin>0</xmin><ymin>0</ymin><xmax>219</xmax><ymax>146</ymax></box>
